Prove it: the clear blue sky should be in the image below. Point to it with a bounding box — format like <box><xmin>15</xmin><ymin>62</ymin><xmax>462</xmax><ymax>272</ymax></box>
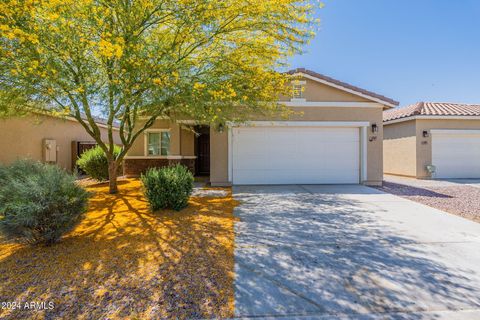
<box><xmin>289</xmin><ymin>0</ymin><xmax>480</xmax><ymax>107</ymax></box>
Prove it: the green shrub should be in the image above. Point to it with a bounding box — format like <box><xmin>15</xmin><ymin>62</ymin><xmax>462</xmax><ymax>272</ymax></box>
<box><xmin>76</xmin><ymin>145</ymin><xmax>121</xmax><ymax>181</ymax></box>
<box><xmin>0</xmin><ymin>160</ymin><xmax>89</xmax><ymax>245</ymax></box>
<box><xmin>141</xmin><ymin>164</ymin><xmax>194</xmax><ymax>211</ymax></box>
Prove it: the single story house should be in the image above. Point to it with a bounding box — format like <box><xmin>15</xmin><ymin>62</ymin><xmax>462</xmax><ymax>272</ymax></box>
<box><xmin>124</xmin><ymin>68</ymin><xmax>399</xmax><ymax>186</ymax></box>
<box><xmin>0</xmin><ymin>114</ymin><xmax>122</xmax><ymax>172</ymax></box>
<box><xmin>383</xmin><ymin>102</ymin><xmax>480</xmax><ymax>179</ymax></box>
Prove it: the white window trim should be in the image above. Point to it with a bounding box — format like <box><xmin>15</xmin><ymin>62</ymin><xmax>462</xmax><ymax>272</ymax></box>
<box><xmin>144</xmin><ymin>129</ymin><xmax>171</xmax><ymax>157</ymax></box>
<box><xmin>290</xmin><ymin>98</ymin><xmax>307</xmax><ymax>102</ymax></box>
<box><xmin>292</xmin><ymin>80</ymin><xmax>307</xmax><ymax>85</ymax></box>
<box><xmin>291</xmin><ymin>80</ymin><xmax>306</xmax><ymax>101</ymax></box>
<box><xmin>227</xmin><ymin>121</ymin><xmax>369</xmax><ymax>184</ymax></box>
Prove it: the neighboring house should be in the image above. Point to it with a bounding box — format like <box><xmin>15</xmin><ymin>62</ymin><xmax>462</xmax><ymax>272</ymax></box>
<box><xmin>124</xmin><ymin>68</ymin><xmax>398</xmax><ymax>186</ymax></box>
<box><xmin>0</xmin><ymin>114</ymin><xmax>122</xmax><ymax>172</ymax></box>
<box><xmin>383</xmin><ymin>102</ymin><xmax>480</xmax><ymax>179</ymax></box>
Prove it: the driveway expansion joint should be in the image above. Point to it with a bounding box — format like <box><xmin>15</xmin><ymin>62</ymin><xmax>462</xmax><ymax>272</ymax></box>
<box><xmin>236</xmin><ymin>261</ymin><xmax>327</xmax><ymax>313</ymax></box>
<box><xmin>233</xmin><ymin>185</ymin><xmax>480</xmax><ymax>318</ymax></box>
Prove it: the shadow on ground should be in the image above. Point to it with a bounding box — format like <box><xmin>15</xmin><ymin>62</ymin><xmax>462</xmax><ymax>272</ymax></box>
<box><xmin>0</xmin><ymin>180</ymin><xmax>237</xmax><ymax>319</ymax></box>
<box><xmin>379</xmin><ymin>182</ymin><xmax>452</xmax><ymax>198</ymax></box>
<box><xmin>233</xmin><ymin>185</ymin><xmax>480</xmax><ymax>319</ymax></box>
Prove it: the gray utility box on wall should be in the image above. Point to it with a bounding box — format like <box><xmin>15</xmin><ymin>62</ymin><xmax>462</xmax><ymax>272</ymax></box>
<box><xmin>43</xmin><ymin>139</ymin><xmax>57</xmax><ymax>163</ymax></box>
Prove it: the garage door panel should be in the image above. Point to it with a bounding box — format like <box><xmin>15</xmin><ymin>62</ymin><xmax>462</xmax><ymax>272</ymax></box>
<box><xmin>432</xmin><ymin>132</ymin><xmax>480</xmax><ymax>179</ymax></box>
<box><xmin>232</xmin><ymin>126</ymin><xmax>360</xmax><ymax>185</ymax></box>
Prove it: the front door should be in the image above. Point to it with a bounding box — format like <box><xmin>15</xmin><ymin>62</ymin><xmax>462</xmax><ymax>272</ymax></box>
<box><xmin>196</xmin><ymin>132</ymin><xmax>210</xmax><ymax>175</ymax></box>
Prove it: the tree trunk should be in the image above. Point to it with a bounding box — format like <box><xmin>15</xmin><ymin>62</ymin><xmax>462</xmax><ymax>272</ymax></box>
<box><xmin>108</xmin><ymin>160</ymin><xmax>118</xmax><ymax>194</ymax></box>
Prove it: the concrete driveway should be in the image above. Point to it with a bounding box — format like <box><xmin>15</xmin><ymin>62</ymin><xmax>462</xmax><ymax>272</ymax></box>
<box><xmin>233</xmin><ymin>185</ymin><xmax>480</xmax><ymax>319</ymax></box>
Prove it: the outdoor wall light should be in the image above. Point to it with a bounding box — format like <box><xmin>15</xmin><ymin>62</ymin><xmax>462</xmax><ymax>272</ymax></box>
<box><xmin>423</xmin><ymin>130</ymin><xmax>429</xmax><ymax>138</ymax></box>
<box><xmin>371</xmin><ymin>123</ymin><xmax>378</xmax><ymax>133</ymax></box>
<box><xmin>216</xmin><ymin>123</ymin><xmax>225</xmax><ymax>133</ymax></box>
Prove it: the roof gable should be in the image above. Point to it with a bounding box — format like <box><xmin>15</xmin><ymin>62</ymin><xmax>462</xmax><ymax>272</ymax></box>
<box><xmin>288</xmin><ymin>68</ymin><xmax>399</xmax><ymax>108</ymax></box>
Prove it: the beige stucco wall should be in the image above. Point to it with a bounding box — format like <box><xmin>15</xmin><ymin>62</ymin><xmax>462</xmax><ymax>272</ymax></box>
<box><xmin>415</xmin><ymin>119</ymin><xmax>480</xmax><ymax>178</ymax></box>
<box><xmin>383</xmin><ymin>118</ymin><xmax>480</xmax><ymax>178</ymax></box>
<box><xmin>180</xmin><ymin>127</ymin><xmax>195</xmax><ymax>156</ymax></box>
<box><xmin>210</xmin><ymin>106</ymin><xmax>384</xmax><ymax>186</ymax></box>
<box><xmin>279</xmin><ymin>79</ymin><xmax>371</xmax><ymax>102</ymax></box>
<box><xmin>127</xmin><ymin>119</ymin><xmax>195</xmax><ymax>157</ymax></box>
<box><xmin>210</xmin><ymin>127</ymin><xmax>229</xmax><ymax>184</ymax></box>
<box><xmin>383</xmin><ymin>120</ymin><xmax>417</xmax><ymax>177</ymax></box>
<box><xmin>0</xmin><ymin>115</ymin><xmax>121</xmax><ymax>172</ymax></box>
<box><xmin>127</xmin><ymin>78</ymin><xmax>389</xmax><ymax>185</ymax></box>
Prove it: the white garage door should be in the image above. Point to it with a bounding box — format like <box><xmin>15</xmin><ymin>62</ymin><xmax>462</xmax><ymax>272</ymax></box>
<box><xmin>232</xmin><ymin>126</ymin><xmax>360</xmax><ymax>185</ymax></box>
<box><xmin>432</xmin><ymin>130</ymin><xmax>480</xmax><ymax>179</ymax></box>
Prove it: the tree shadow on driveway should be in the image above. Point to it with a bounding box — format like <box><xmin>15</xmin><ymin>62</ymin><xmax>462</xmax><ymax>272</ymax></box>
<box><xmin>233</xmin><ymin>185</ymin><xmax>480</xmax><ymax>319</ymax></box>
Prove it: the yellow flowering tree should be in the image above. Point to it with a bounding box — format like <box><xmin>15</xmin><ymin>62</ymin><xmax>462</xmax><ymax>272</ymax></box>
<box><xmin>0</xmin><ymin>0</ymin><xmax>319</xmax><ymax>193</ymax></box>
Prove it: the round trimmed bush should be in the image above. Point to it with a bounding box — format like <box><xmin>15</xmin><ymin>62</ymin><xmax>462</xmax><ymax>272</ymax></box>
<box><xmin>141</xmin><ymin>164</ymin><xmax>194</xmax><ymax>211</ymax></box>
<box><xmin>0</xmin><ymin>160</ymin><xmax>89</xmax><ymax>245</ymax></box>
<box><xmin>76</xmin><ymin>145</ymin><xmax>121</xmax><ymax>181</ymax></box>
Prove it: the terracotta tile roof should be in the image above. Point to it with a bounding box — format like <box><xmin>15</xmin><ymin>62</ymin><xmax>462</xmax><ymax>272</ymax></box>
<box><xmin>288</xmin><ymin>68</ymin><xmax>399</xmax><ymax>107</ymax></box>
<box><xmin>383</xmin><ymin>102</ymin><xmax>480</xmax><ymax>122</ymax></box>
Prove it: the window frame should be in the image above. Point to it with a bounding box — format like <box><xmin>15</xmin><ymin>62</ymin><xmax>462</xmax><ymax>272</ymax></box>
<box><xmin>291</xmin><ymin>80</ymin><xmax>306</xmax><ymax>101</ymax></box>
<box><xmin>144</xmin><ymin>129</ymin><xmax>171</xmax><ymax>156</ymax></box>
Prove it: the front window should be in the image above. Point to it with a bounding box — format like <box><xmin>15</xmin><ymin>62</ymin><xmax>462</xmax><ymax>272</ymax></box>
<box><xmin>291</xmin><ymin>80</ymin><xmax>306</xmax><ymax>100</ymax></box>
<box><xmin>147</xmin><ymin>131</ymin><xmax>170</xmax><ymax>156</ymax></box>
<box><xmin>293</xmin><ymin>84</ymin><xmax>304</xmax><ymax>99</ymax></box>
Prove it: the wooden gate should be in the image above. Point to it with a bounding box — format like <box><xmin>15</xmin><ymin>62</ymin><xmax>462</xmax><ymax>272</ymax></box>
<box><xmin>71</xmin><ymin>141</ymin><xmax>97</xmax><ymax>173</ymax></box>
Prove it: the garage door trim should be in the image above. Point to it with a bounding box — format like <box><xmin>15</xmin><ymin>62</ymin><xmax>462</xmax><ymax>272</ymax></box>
<box><xmin>227</xmin><ymin>121</ymin><xmax>369</xmax><ymax>185</ymax></box>
<box><xmin>431</xmin><ymin>129</ymin><xmax>480</xmax><ymax>135</ymax></box>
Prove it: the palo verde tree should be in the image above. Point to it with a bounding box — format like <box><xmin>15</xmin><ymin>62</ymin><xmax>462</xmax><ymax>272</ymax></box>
<box><xmin>0</xmin><ymin>0</ymin><xmax>320</xmax><ymax>193</ymax></box>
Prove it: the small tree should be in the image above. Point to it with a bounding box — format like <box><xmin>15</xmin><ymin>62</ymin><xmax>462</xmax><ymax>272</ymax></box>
<box><xmin>0</xmin><ymin>0</ymin><xmax>320</xmax><ymax>193</ymax></box>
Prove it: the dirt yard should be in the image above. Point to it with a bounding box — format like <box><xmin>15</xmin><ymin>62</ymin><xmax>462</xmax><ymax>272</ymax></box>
<box><xmin>0</xmin><ymin>179</ymin><xmax>238</xmax><ymax>319</ymax></box>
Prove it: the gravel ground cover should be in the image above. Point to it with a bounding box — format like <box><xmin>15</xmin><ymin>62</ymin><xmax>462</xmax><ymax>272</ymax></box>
<box><xmin>377</xmin><ymin>181</ymin><xmax>480</xmax><ymax>223</ymax></box>
<box><xmin>0</xmin><ymin>179</ymin><xmax>238</xmax><ymax>319</ymax></box>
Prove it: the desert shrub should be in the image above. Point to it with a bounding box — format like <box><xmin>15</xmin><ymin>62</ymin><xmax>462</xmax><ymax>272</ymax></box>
<box><xmin>76</xmin><ymin>145</ymin><xmax>121</xmax><ymax>181</ymax></box>
<box><xmin>141</xmin><ymin>164</ymin><xmax>194</xmax><ymax>211</ymax></box>
<box><xmin>0</xmin><ymin>160</ymin><xmax>89</xmax><ymax>245</ymax></box>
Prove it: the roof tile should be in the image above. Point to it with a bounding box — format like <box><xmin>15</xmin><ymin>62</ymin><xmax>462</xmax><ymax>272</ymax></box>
<box><xmin>383</xmin><ymin>102</ymin><xmax>480</xmax><ymax>122</ymax></box>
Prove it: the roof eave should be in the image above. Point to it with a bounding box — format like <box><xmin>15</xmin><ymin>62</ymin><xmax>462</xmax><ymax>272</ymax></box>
<box><xmin>384</xmin><ymin>115</ymin><xmax>480</xmax><ymax>125</ymax></box>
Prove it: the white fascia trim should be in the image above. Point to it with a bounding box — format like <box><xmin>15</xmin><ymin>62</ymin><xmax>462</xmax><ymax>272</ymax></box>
<box><xmin>384</xmin><ymin>115</ymin><xmax>480</xmax><ymax>125</ymax></box>
<box><xmin>228</xmin><ymin>121</ymin><xmax>370</xmax><ymax>128</ymax></box>
<box><xmin>137</xmin><ymin>117</ymin><xmax>200</xmax><ymax>125</ymax></box>
<box><xmin>430</xmin><ymin>129</ymin><xmax>480</xmax><ymax>135</ymax></box>
<box><xmin>281</xmin><ymin>101</ymin><xmax>384</xmax><ymax>108</ymax></box>
<box><xmin>298</xmin><ymin>72</ymin><xmax>397</xmax><ymax>108</ymax></box>
<box><xmin>124</xmin><ymin>155</ymin><xmax>197</xmax><ymax>160</ymax></box>
<box><xmin>144</xmin><ymin>128</ymin><xmax>171</xmax><ymax>132</ymax></box>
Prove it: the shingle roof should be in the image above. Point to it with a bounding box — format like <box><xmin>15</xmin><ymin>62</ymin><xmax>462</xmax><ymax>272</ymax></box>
<box><xmin>383</xmin><ymin>102</ymin><xmax>480</xmax><ymax>122</ymax></box>
<box><xmin>288</xmin><ymin>68</ymin><xmax>399</xmax><ymax>107</ymax></box>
